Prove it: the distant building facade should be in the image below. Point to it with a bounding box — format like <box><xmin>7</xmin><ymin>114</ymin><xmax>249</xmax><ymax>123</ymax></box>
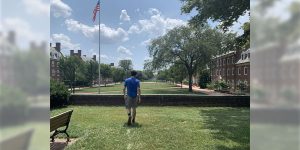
<box><xmin>50</xmin><ymin>43</ymin><xmax>63</xmax><ymax>81</ymax></box>
<box><xmin>210</xmin><ymin>49</ymin><xmax>250</xmax><ymax>91</ymax></box>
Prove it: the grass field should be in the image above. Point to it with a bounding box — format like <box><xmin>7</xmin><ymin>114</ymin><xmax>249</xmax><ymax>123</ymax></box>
<box><xmin>76</xmin><ymin>82</ymin><xmax>205</xmax><ymax>95</ymax></box>
<box><xmin>51</xmin><ymin>106</ymin><xmax>250</xmax><ymax>150</ymax></box>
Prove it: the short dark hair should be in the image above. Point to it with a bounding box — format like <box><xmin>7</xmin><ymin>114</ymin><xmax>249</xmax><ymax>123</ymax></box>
<box><xmin>131</xmin><ymin>70</ymin><xmax>137</xmax><ymax>76</ymax></box>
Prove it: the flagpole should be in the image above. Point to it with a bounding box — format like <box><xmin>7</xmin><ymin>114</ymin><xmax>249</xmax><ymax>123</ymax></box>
<box><xmin>98</xmin><ymin>1</ymin><xmax>101</xmax><ymax>94</ymax></box>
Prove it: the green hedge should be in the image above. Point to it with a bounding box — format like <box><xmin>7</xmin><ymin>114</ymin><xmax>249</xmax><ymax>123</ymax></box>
<box><xmin>0</xmin><ymin>84</ymin><xmax>28</xmax><ymax>126</ymax></box>
<box><xmin>50</xmin><ymin>80</ymin><xmax>70</xmax><ymax>108</ymax></box>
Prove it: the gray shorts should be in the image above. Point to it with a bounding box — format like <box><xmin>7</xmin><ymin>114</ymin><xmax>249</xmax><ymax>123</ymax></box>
<box><xmin>125</xmin><ymin>96</ymin><xmax>138</xmax><ymax>109</ymax></box>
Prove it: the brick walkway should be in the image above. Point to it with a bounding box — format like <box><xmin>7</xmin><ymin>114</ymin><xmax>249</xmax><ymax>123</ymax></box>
<box><xmin>50</xmin><ymin>138</ymin><xmax>77</xmax><ymax>150</ymax></box>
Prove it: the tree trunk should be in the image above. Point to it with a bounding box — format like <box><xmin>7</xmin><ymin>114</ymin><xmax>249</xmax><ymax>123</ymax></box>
<box><xmin>188</xmin><ymin>73</ymin><xmax>193</xmax><ymax>92</ymax></box>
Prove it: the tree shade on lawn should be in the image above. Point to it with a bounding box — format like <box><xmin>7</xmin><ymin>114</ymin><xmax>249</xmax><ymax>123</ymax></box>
<box><xmin>51</xmin><ymin>106</ymin><xmax>249</xmax><ymax>150</ymax></box>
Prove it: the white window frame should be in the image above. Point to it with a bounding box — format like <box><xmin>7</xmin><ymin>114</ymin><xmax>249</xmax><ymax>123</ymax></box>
<box><xmin>244</xmin><ymin>67</ymin><xmax>248</xmax><ymax>75</ymax></box>
<box><xmin>227</xmin><ymin>69</ymin><xmax>230</xmax><ymax>76</ymax></box>
<box><xmin>238</xmin><ymin>67</ymin><xmax>241</xmax><ymax>75</ymax></box>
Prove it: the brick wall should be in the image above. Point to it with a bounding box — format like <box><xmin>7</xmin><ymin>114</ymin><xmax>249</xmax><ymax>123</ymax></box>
<box><xmin>69</xmin><ymin>94</ymin><xmax>250</xmax><ymax>107</ymax></box>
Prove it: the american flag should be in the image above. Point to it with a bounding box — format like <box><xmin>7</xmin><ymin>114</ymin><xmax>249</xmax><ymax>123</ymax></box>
<box><xmin>93</xmin><ymin>0</ymin><xmax>100</xmax><ymax>22</ymax></box>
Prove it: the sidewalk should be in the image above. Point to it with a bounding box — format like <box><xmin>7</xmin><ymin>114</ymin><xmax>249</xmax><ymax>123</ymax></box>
<box><xmin>176</xmin><ymin>84</ymin><xmax>233</xmax><ymax>96</ymax></box>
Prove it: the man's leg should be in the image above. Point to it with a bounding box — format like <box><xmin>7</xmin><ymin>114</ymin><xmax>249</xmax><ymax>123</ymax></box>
<box><xmin>127</xmin><ymin>108</ymin><xmax>131</xmax><ymax>125</ymax></box>
<box><xmin>125</xmin><ymin>97</ymin><xmax>132</xmax><ymax>125</ymax></box>
<box><xmin>132</xmin><ymin>108</ymin><xmax>136</xmax><ymax>123</ymax></box>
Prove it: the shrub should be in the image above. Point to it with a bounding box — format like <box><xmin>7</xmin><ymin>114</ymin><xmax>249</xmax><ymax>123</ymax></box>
<box><xmin>198</xmin><ymin>70</ymin><xmax>211</xmax><ymax>89</ymax></box>
<box><xmin>50</xmin><ymin>80</ymin><xmax>70</xmax><ymax>108</ymax></box>
<box><xmin>0</xmin><ymin>84</ymin><xmax>28</xmax><ymax>126</ymax></box>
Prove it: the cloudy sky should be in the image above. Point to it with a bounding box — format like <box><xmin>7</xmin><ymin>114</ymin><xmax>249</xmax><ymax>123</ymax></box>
<box><xmin>50</xmin><ymin>0</ymin><xmax>249</xmax><ymax>70</ymax></box>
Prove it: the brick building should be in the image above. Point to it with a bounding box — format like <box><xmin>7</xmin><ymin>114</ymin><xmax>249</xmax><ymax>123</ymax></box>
<box><xmin>50</xmin><ymin>43</ymin><xmax>63</xmax><ymax>81</ymax></box>
<box><xmin>211</xmin><ymin>49</ymin><xmax>250</xmax><ymax>91</ymax></box>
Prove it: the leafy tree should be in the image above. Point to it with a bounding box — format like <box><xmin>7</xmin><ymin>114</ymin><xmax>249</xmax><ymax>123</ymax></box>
<box><xmin>85</xmin><ymin>60</ymin><xmax>99</xmax><ymax>86</ymax></box>
<box><xmin>181</xmin><ymin>0</ymin><xmax>250</xmax><ymax>31</ymax></box>
<box><xmin>118</xmin><ymin>59</ymin><xmax>133</xmax><ymax>77</ymax></box>
<box><xmin>148</xmin><ymin>25</ymin><xmax>223</xmax><ymax>92</ymax></box>
<box><xmin>59</xmin><ymin>56</ymin><xmax>83</xmax><ymax>93</ymax></box>
<box><xmin>169</xmin><ymin>63</ymin><xmax>187</xmax><ymax>88</ymax></box>
<box><xmin>111</xmin><ymin>67</ymin><xmax>125</xmax><ymax>83</ymax></box>
<box><xmin>143</xmin><ymin>69</ymin><xmax>155</xmax><ymax>80</ymax></box>
<box><xmin>100</xmin><ymin>64</ymin><xmax>112</xmax><ymax>86</ymax></box>
<box><xmin>156</xmin><ymin>70</ymin><xmax>170</xmax><ymax>82</ymax></box>
<box><xmin>198</xmin><ymin>70</ymin><xmax>211</xmax><ymax>89</ymax></box>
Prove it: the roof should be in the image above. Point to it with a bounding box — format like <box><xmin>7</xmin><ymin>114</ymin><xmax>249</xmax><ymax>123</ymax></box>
<box><xmin>212</xmin><ymin>51</ymin><xmax>235</xmax><ymax>59</ymax></box>
<box><xmin>236</xmin><ymin>49</ymin><xmax>250</xmax><ymax>65</ymax></box>
<box><xmin>50</xmin><ymin>47</ymin><xmax>63</xmax><ymax>60</ymax></box>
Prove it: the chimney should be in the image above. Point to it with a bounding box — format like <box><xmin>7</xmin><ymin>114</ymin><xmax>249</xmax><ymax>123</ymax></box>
<box><xmin>78</xmin><ymin>50</ymin><xmax>82</xmax><ymax>56</ymax></box>
<box><xmin>70</xmin><ymin>50</ymin><xmax>74</xmax><ymax>56</ymax></box>
<box><xmin>55</xmin><ymin>42</ymin><xmax>61</xmax><ymax>52</ymax></box>
<box><xmin>92</xmin><ymin>55</ymin><xmax>96</xmax><ymax>61</ymax></box>
<box><xmin>50</xmin><ymin>43</ymin><xmax>52</xmax><ymax>47</ymax></box>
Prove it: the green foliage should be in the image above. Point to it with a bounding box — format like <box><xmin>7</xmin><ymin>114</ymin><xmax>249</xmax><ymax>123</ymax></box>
<box><xmin>168</xmin><ymin>63</ymin><xmax>187</xmax><ymax>83</ymax></box>
<box><xmin>208</xmin><ymin>80</ymin><xmax>229</xmax><ymax>91</ymax></box>
<box><xmin>198</xmin><ymin>70</ymin><xmax>211</xmax><ymax>89</ymax></box>
<box><xmin>0</xmin><ymin>84</ymin><xmax>28</xmax><ymax>126</ymax></box>
<box><xmin>118</xmin><ymin>59</ymin><xmax>133</xmax><ymax>78</ymax></box>
<box><xmin>181</xmin><ymin>0</ymin><xmax>250</xmax><ymax>31</ymax></box>
<box><xmin>111</xmin><ymin>67</ymin><xmax>126</xmax><ymax>83</ymax></box>
<box><xmin>100</xmin><ymin>64</ymin><xmax>112</xmax><ymax>86</ymax></box>
<box><xmin>85</xmin><ymin>60</ymin><xmax>99</xmax><ymax>86</ymax></box>
<box><xmin>50</xmin><ymin>79</ymin><xmax>70</xmax><ymax>108</ymax></box>
<box><xmin>148</xmin><ymin>25</ymin><xmax>224</xmax><ymax>92</ymax></box>
<box><xmin>237</xmin><ymin>82</ymin><xmax>248</xmax><ymax>93</ymax></box>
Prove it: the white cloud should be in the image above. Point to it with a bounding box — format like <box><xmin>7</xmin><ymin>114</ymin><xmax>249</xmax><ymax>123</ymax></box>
<box><xmin>2</xmin><ymin>18</ymin><xmax>46</xmax><ymax>45</ymax></box>
<box><xmin>65</xmin><ymin>19</ymin><xmax>128</xmax><ymax>44</ymax></box>
<box><xmin>51</xmin><ymin>0</ymin><xmax>72</xmax><ymax>18</ymax></box>
<box><xmin>141</xmin><ymin>39</ymin><xmax>152</xmax><ymax>46</ymax></box>
<box><xmin>128</xmin><ymin>8</ymin><xmax>187</xmax><ymax>36</ymax></box>
<box><xmin>23</xmin><ymin>0</ymin><xmax>49</xmax><ymax>16</ymax></box>
<box><xmin>117</xmin><ymin>46</ymin><xmax>133</xmax><ymax>56</ymax></box>
<box><xmin>51</xmin><ymin>33</ymin><xmax>80</xmax><ymax>50</ymax></box>
<box><xmin>120</xmin><ymin>10</ymin><xmax>131</xmax><ymax>21</ymax></box>
<box><xmin>148</xmin><ymin>8</ymin><xmax>161</xmax><ymax>16</ymax></box>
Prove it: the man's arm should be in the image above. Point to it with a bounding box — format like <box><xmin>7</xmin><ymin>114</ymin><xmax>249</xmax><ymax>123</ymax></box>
<box><xmin>137</xmin><ymin>82</ymin><xmax>141</xmax><ymax>103</ymax></box>
<box><xmin>123</xmin><ymin>81</ymin><xmax>127</xmax><ymax>100</ymax></box>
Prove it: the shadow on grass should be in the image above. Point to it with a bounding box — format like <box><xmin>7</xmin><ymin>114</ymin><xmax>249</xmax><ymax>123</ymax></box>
<box><xmin>199</xmin><ymin>108</ymin><xmax>250</xmax><ymax>150</ymax></box>
<box><xmin>123</xmin><ymin>122</ymin><xmax>142</xmax><ymax>128</ymax></box>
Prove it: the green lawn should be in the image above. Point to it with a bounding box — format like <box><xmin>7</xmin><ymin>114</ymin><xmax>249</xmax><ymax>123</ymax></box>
<box><xmin>76</xmin><ymin>82</ymin><xmax>205</xmax><ymax>95</ymax></box>
<box><xmin>51</xmin><ymin>106</ymin><xmax>249</xmax><ymax>150</ymax></box>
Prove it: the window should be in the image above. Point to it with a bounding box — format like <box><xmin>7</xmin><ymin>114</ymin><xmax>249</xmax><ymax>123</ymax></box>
<box><xmin>232</xmin><ymin>68</ymin><xmax>234</xmax><ymax>75</ymax></box>
<box><xmin>245</xmin><ymin>54</ymin><xmax>247</xmax><ymax>59</ymax></box>
<box><xmin>51</xmin><ymin>61</ymin><xmax>54</xmax><ymax>67</ymax></box>
<box><xmin>223</xmin><ymin>59</ymin><xmax>226</xmax><ymax>65</ymax></box>
<box><xmin>241</xmin><ymin>54</ymin><xmax>244</xmax><ymax>60</ymax></box>
<box><xmin>248</xmin><ymin>53</ymin><xmax>250</xmax><ymax>59</ymax></box>
<box><xmin>223</xmin><ymin>69</ymin><xmax>225</xmax><ymax>76</ymax></box>
<box><xmin>216</xmin><ymin>70</ymin><xmax>218</xmax><ymax>76</ymax></box>
<box><xmin>238</xmin><ymin>67</ymin><xmax>241</xmax><ymax>75</ymax></box>
<box><xmin>227</xmin><ymin>58</ymin><xmax>230</xmax><ymax>64</ymax></box>
<box><xmin>227</xmin><ymin>69</ymin><xmax>230</xmax><ymax>76</ymax></box>
<box><xmin>232</xmin><ymin>57</ymin><xmax>234</xmax><ymax>63</ymax></box>
<box><xmin>244</xmin><ymin>67</ymin><xmax>248</xmax><ymax>75</ymax></box>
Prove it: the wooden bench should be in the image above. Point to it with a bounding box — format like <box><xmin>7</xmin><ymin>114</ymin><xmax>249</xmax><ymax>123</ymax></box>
<box><xmin>0</xmin><ymin>129</ymin><xmax>34</xmax><ymax>150</ymax></box>
<box><xmin>50</xmin><ymin>110</ymin><xmax>73</xmax><ymax>142</ymax></box>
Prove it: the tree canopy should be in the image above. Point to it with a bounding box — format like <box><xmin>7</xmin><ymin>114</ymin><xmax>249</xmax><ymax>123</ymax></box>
<box><xmin>181</xmin><ymin>0</ymin><xmax>250</xmax><ymax>30</ymax></box>
<box><xmin>148</xmin><ymin>25</ymin><xmax>225</xmax><ymax>92</ymax></box>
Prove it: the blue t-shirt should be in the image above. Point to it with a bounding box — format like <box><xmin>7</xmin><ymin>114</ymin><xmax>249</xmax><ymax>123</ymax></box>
<box><xmin>124</xmin><ymin>77</ymin><xmax>140</xmax><ymax>98</ymax></box>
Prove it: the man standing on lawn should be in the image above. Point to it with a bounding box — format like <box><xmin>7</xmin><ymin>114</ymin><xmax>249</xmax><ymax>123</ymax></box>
<box><xmin>123</xmin><ymin>70</ymin><xmax>141</xmax><ymax>126</ymax></box>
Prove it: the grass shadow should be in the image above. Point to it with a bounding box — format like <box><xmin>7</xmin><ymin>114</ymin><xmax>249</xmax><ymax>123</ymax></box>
<box><xmin>199</xmin><ymin>108</ymin><xmax>250</xmax><ymax>149</ymax></box>
<box><xmin>123</xmin><ymin>122</ymin><xmax>142</xmax><ymax>128</ymax></box>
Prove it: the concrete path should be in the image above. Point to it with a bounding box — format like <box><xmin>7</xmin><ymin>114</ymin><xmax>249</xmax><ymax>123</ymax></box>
<box><xmin>176</xmin><ymin>84</ymin><xmax>233</xmax><ymax>96</ymax></box>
